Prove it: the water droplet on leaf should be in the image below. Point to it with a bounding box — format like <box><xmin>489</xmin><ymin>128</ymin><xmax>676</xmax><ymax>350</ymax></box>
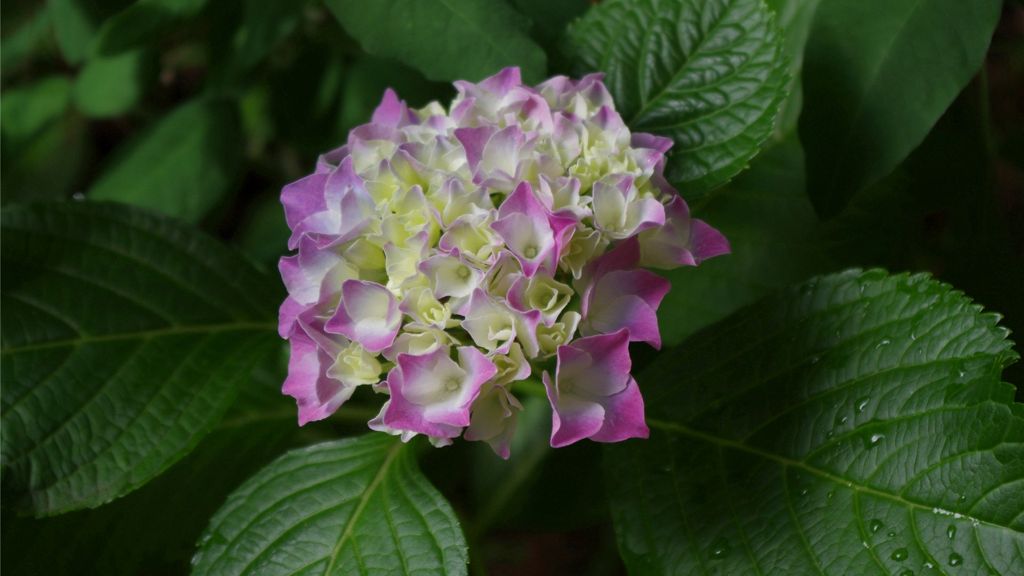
<box><xmin>948</xmin><ymin>553</ymin><xmax>962</xmax><ymax>567</ymax></box>
<box><xmin>869</xmin><ymin>519</ymin><xmax>884</xmax><ymax>533</ymax></box>
<box><xmin>891</xmin><ymin>548</ymin><xmax>909</xmax><ymax>561</ymax></box>
<box><xmin>710</xmin><ymin>538</ymin><xmax>729</xmax><ymax>560</ymax></box>
<box><xmin>856</xmin><ymin>397</ymin><xmax>870</xmax><ymax>413</ymax></box>
<box><xmin>946</xmin><ymin>525</ymin><xmax>956</xmax><ymax>540</ymax></box>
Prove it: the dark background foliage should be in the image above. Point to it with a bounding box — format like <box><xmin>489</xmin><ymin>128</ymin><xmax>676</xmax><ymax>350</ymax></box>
<box><xmin>2</xmin><ymin>0</ymin><xmax>1022</xmax><ymax>574</ymax></box>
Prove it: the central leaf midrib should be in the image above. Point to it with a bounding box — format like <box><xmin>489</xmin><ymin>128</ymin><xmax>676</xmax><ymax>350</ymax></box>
<box><xmin>646</xmin><ymin>417</ymin><xmax>1020</xmax><ymax>536</ymax></box>
<box><xmin>323</xmin><ymin>441</ymin><xmax>405</xmax><ymax>575</ymax></box>
<box><xmin>1</xmin><ymin>321</ymin><xmax>277</xmax><ymax>355</ymax></box>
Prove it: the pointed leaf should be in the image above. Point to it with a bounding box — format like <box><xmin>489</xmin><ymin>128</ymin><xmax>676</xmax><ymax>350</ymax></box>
<box><xmin>192</xmin><ymin>435</ymin><xmax>469</xmax><ymax>576</ymax></box>
<box><xmin>608</xmin><ymin>269</ymin><xmax>1023</xmax><ymax>574</ymax></box>
<box><xmin>1</xmin><ymin>202</ymin><xmax>279</xmax><ymax>516</ymax></box>
<box><xmin>88</xmin><ymin>98</ymin><xmax>242</xmax><ymax>223</ymax></box>
<box><xmin>798</xmin><ymin>0</ymin><xmax>1002</xmax><ymax>216</ymax></box>
<box><xmin>324</xmin><ymin>0</ymin><xmax>547</xmax><ymax>83</ymax></box>
<box><xmin>567</xmin><ymin>0</ymin><xmax>789</xmax><ymax>199</ymax></box>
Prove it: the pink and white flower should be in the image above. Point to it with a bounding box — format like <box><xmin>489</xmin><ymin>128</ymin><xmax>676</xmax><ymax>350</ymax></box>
<box><xmin>277</xmin><ymin>67</ymin><xmax>728</xmax><ymax>456</ymax></box>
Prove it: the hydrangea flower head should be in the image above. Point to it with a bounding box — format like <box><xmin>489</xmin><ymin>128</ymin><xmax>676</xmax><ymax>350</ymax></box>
<box><xmin>279</xmin><ymin>67</ymin><xmax>729</xmax><ymax>458</ymax></box>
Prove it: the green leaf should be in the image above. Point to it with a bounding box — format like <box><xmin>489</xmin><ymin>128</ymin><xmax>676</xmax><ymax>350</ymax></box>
<box><xmin>2</xmin><ymin>6</ymin><xmax>57</xmax><ymax>76</ymax></box>
<box><xmin>234</xmin><ymin>192</ymin><xmax>290</xmax><ymax>266</ymax></box>
<box><xmin>1</xmin><ymin>112</ymin><xmax>89</xmax><ymax>202</ymax></box>
<box><xmin>1</xmin><ymin>365</ymin><xmax>309</xmax><ymax>574</ymax></box>
<box><xmin>567</xmin><ymin>0</ymin><xmax>789</xmax><ymax>199</ymax></box>
<box><xmin>324</xmin><ymin>0</ymin><xmax>547</xmax><ymax>83</ymax></box>
<box><xmin>608</xmin><ymin>269</ymin><xmax>1023</xmax><ymax>574</ymax></box>
<box><xmin>231</xmin><ymin>0</ymin><xmax>308</xmax><ymax>73</ymax></box>
<box><xmin>89</xmin><ymin>98</ymin><xmax>242</xmax><ymax>223</ymax></box>
<box><xmin>192</xmin><ymin>434</ymin><xmax>469</xmax><ymax>576</ymax></box>
<box><xmin>93</xmin><ymin>0</ymin><xmax>208</xmax><ymax>57</ymax></box>
<box><xmin>72</xmin><ymin>49</ymin><xmax>151</xmax><ymax>118</ymax></box>
<box><xmin>1</xmin><ymin>76</ymin><xmax>73</xmax><ymax>144</ymax></box>
<box><xmin>337</xmin><ymin>55</ymin><xmax>452</xmax><ymax>135</ymax></box>
<box><xmin>798</xmin><ymin>0</ymin><xmax>1002</xmax><ymax>217</ymax></box>
<box><xmin>49</xmin><ymin>0</ymin><xmax>100</xmax><ymax>65</ymax></box>
<box><xmin>507</xmin><ymin>0</ymin><xmax>588</xmax><ymax>56</ymax></box>
<box><xmin>1</xmin><ymin>202</ymin><xmax>279</xmax><ymax>516</ymax></box>
<box><xmin>765</xmin><ymin>0</ymin><xmax>822</xmax><ymax>136</ymax></box>
<box><xmin>658</xmin><ymin>138</ymin><xmax>834</xmax><ymax>347</ymax></box>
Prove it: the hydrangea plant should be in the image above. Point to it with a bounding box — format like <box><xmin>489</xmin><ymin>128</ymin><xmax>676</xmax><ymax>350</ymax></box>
<box><xmin>278</xmin><ymin>68</ymin><xmax>728</xmax><ymax>456</ymax></box>
<box><xmin>5</xmin><ymin>0</ymin><xmax>1020</xmax><ymax>573</ymax></box>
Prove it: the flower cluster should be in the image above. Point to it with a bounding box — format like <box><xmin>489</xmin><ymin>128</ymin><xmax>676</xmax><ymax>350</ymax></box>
<box><xmin>278</xmin><ymin>68</ymin><xmax>728</xmax><ymax>458</ymax></box>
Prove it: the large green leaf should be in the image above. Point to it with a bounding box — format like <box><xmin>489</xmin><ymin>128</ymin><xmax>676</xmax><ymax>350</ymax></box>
<box><xmin>658</xmin><ymin>138</ymin><xmax>834</xmax><ymax>347</ymax></box>
<box><xmin>89</xmin><ymin>98</ymin><xmax>242</xmax><ymax>223</ymax></box>
<box><xmin>1</xmin><ymin>202</ymin><xmax>279</xmax><ymax>516</ymax></box>
<box><xmin>608</xmin><ymin>269</ymin><xmax>1023</xmax><ymax>574</ymax></box>
<box><xmin>324</xmin><ymin>0</ymin><xmax>547</xmax><ymax>83</ymax></box>
<box><xmin>192</xmin><ymin>434</ymin><xmax>469</xmax><ymax>576</ymax></box>
<box><xmin>0</xmin><ymin>350</ymin><xmax>374</xmax><ymax>574</ymax></box>
<box><xmin>798</xmin><ymin>0</ymin><xmax>1002</xmax><ymax>216</ymax></box>
<box><xmin>567</xmin><ymin>0</ymin><xmax>788</xmax><ymax>199</ymax></box>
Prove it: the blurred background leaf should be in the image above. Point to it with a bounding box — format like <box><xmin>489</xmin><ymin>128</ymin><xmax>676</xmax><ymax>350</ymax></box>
<box><xmin>88</xmin><ymin>98</ymin><xmax>243</xmax><ymax>222</ymax></box>
<box><xmin>799</xmin><ymin>0</ymin><xmax>1003</xmax><ymax>216</ymax></box>
<box><xmin>324</xmin><ymin>0</ymin><xmax>547</xmax><ymax>83</ymax></box>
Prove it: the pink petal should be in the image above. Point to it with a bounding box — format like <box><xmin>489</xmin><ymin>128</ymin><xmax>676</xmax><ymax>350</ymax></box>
<box><xmin>589</xmin><ymin>377</ymin><xmax>649</xmax><ymax>443</ymax></box>
<box><xmin>325</xmin><ymin>280</ymin><xmax>400</xmax><ymax>352</ymax></box>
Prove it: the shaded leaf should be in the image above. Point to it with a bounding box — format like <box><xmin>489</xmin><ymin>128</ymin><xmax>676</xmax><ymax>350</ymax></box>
<box><xmin>93</xmin><ymin>0</ymin><xmax>208</xmax><ymax>56</ymax></box>
<box><xmin>2</xmin><ymin>6</ymin><xmax>57</xmax><ymax>76</ymax></box>
<box><xmin>324</xmin><ymin>0</ymin><xmax>547</xmax><ymax>83</ymax></box>
<box><xmin>658</xmin><ymin>138</ymin><xmax>834</xmax><ymax>347</ymax></box>
<box><xmin>568</xmin><ymin>0</ymin><xmax>788</xmax><ymax>199</ymax></box>
<box><xmin>49</xmin><ymin>0</ymin><xmax>101</xmax><ymax>65</ymax></box>
<box><xmin>192</xmin><ymin>434</ymin><xmax>469</xmax><ymax>575</ymax></box>
<box><xmin>798</xmin><ymin>0</ymin><xmax>1002</xmax><ymax>216</ymax></box>
<box><xmin>1</xmin><ymin>112</ymin><xmax>89</xmax><ymax>203</ymax></box>
<box><xmin>609</xmin><ymin>269</ymin><xmax>1023</xmax><ymax>574</ymax></box>
<box><xmin>337</xmin><ymin>55</ymin><xmax>452</xmax><ymax>135</ymax></box>
<box><xmin>89</xmin><ymin>98</ymin><xmax>242</xmax><ymax>223</ymax></box>
<box><xmin>765</xmin><ymin>0</ymin><xmax>822</xmax><ymax>136</ymax></box>
<box><xmin>1</xmin><ymin>202</ymin><xmax>280</xmax><ymax>515</ymax></box>
<box><xmin>508</xmin><ymin>0</ymin><xmax>589</xmax><ymax>58</ymax></box>
<box><xmin>1</xmin><ymin>76</ymin><xmax>73</xmax><ymax>143</ymax></box>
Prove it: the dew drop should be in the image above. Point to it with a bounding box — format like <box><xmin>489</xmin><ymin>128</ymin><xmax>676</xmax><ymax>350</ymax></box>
<box><xmin>710</xmin><ymin>538</ymin><xmax>730</xmax><ymax>560</ymax></box>
<box><xmin>891</xmin><ymin>548</ymin><xmax>909</xmax><ymax>561</ymax></box>
<box><xmin>923</xmin><ymin>561</ymin><xmax>934</xmax><ymax>570</ymax></box>
<box><xmin>826</xmin><ymin>490</ymin><xmax>835</xmax><ymax>501</ymax></box>
<box><xmin>856</xmin><ymin>397</ymin><xmax>870</xmax><ymax>413</ymax></box>
<box><xmin>957</xmin><ymin>494</ymin><xmax>967</xmax><ymax>504</ymax></box>
<box><xmin>899</xmin><ymin>570</ymin><xmax>915</xmax><ymax>576</ymax></box>
<box><xmin>862</xmin><ymin>432</ymin><xmax>885</xmax><ymax>449</ymax></box>
<box><xmin>826</xmin><ymin>430</ymin><xmax>835</xmax><ymax>439</ymax></box>
<box><xmin>72</xmin><ymin>192</ymin><xmax>86</xmax><ymax>201</ymax></box>
<box><xmin>875</xmin><ymin>338</ymin><xmax>892</xmax><ymax>349</ymax></box>
<box><xmin>869</xmin><ymin>519</ymin><xmax>884</xmax><ymax>533</ymax></box>
<box><xmin>887</xmin><ymin>531</ymin><xmax>896</xmax><ymax>538</ymax></box>
<box><xmin>946</xmin><ymin>525</ymin><xmax>956</xmax><ymax>540</ymax></box>
<box><xmin>799</xmin><ymin>488</ymin><xmax>809</xmax><ymax>497</ymax></box>
<box><xmin>836</xmin><ymin>415</ymin><xmax>849</xmax><ymax>426</ymax></box>
<box><xmin>948</xmin><ymin>553</ymin><xmax>963</xmax><ymax>567</ymax></box>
